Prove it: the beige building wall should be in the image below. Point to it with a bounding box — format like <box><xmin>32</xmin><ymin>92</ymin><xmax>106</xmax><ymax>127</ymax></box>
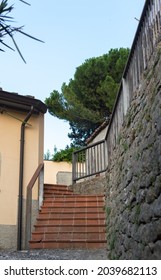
<box><xmin>89</xmin><ymin>126</ymin><xmax>108</xmax><ymax>144</ymax></box>
<box><xmin>85</xmin><ymin>126</ymin><xmax>108</xmax><ymax>181</ymax></box>
<box><xmin>0</xmin><ymin>109</ymin><xmax>44</xmax><ymax>249</ymax></box>
<box><xmin>44</xmin><ymin>160</ymin><xmax>72</xmax><ymax>185</ymax></box>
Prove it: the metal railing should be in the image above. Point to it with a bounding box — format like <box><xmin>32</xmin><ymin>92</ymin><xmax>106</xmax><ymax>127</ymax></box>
<box><xmin>72</xmin><ymin>0</ymin><xmax>161</xmax><ymax>183</ymax></box>
<box><xmin>25</xmin><ymin>163</ymin><xmax>44</xmax><ymax>249</ymax></box>
<box><xmin>72</xmin><ymin>140</ymin><xmax>108</xmax><ymax>183</ymax></box>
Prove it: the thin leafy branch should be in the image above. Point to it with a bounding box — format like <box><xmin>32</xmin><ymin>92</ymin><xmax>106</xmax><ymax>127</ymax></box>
<box><xmin>19</xmin><ymin>0</ymin><xmax>30</xmax><ymax>6</ymax></box>
<box><xmin>0</xmin><ymin>0</ymin><xmax>44</xmax><ymax>62</ymax></box>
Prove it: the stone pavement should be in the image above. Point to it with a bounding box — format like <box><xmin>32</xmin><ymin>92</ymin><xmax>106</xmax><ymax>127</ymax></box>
<box><xmin>0</xmin><ymin>249</ymin><xmax>108</xmax><ymax>260</ymax></box>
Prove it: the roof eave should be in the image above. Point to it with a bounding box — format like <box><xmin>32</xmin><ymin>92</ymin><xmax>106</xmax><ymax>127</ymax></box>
<box><xmin>0</xmin><ymin>90</ymin><xmax>47</xmax><ymax>114</ymax></box>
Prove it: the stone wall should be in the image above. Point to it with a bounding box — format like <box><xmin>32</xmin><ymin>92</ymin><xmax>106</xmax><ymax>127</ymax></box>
<box><xmin>56</xmin><ymin>171</ymin><xmax>72</xmax><ymax>186</ymax></box>
<box><xmin>105</xmin><ymin>44</ymin><xmax>161</xmax><ymax>259</ymax></box>
<box><xmin>71</xmin><ymin>175</ymin><xmax>106</xmax><ymax>195</ymax></box>
<box><xmin>0</xmin><ymin>199</ymin><xmax>38</xmax><ymax>250</ymax></box>
<box><xmin>0</xmin><ymin>225</ymin><xmax>17</xmax><ymax>250</ymax></box>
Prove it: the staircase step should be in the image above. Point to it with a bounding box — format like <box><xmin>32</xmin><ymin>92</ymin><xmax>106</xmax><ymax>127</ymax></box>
<box><xmin>44</xmin><ymin>188</ymin><xmax>73</xmax><ymax>192</ymax></box>
<box><xmin>30</xmin><ymin>239</ymin><xmax>106</xmax><ymax>249</ymax></box>
<box><xmin>41</xmin><ymin>207</ymin><xmax>105</xmax><ymax>213</ymax></box>
<box><xmin>43</xmin><ymin>195</ymin><xmax>104</xmax><ymax>201</ymax></box>
<box><xmin>40</xmin><ymin>207</ymin><xmax>104</xmax><ymax>213</ymax></box>
<box><xmin>44</xmin><ymin>184</ymin><xmax>72</xmax><ymax>192</ymax></box>
<box><xmin>44</xmin><ymin>194</ymin><xmax>104</xmax><ymax>198</ymax></box>
<box><xmin>44</xmin><ymin>184</ymin><xmax>69</xmax><ymax>188</ymax></box>
<box><xmin>42</xmin><ymin>203</ymin><xmax>105</xmax><ymax>209</ymax></box>
<box><xmin>44</xmin><ymin>192</ymin><xmax>73</xmax><ymax>197</ymax></box>
<box><xmin>39</xmin><ymin>213</ymin><xmax>105</xmax><ymax>219</ymax></box>
<box><xmin>36</xmin><ymin>219</ymin><xmax>105</xmax><ymax>226</ymax></box>
<box><xmin>34</xmin><ymin>224</ymin><xmax>106</xmax><ymax>232</ymax></box>
<box><xmin>31</xmin><ymin>232</ymin><xmax>106</xmax><ymax>241</ymax></box>
<box><xmin>44</xmin><ymin>188</ymin><xmax>73</xmax><ymax>191</ymax></box>
<box><xmin>43</xmin><ymin>200</ymin><xmax>104</xmax><ymax>204</ymax></box>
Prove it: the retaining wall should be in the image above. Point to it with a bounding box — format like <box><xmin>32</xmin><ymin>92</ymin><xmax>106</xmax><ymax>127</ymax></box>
<box><xmin>105</xmin><ymin>44</ymin><xmax>161</xmax><ymax>259</ymax></box>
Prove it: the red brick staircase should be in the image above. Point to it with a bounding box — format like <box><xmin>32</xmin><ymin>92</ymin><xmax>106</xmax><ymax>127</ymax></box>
<box><xmin>29</xmin><ymin>184</ymin><xmax>106</xmax><ymax>249</ymax></box>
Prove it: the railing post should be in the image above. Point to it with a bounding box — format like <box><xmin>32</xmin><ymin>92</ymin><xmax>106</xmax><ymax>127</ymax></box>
<box><xmin>25</xmin><ymin>163</ymin><xmax>44</xmax><ymax>249</ymax></box>
<box><xmin>122</xmin><ymin>78</ymin><xmax>129</xmax><ymax>116</ymax></box>
<box><xmin>39</xmin><ymin>166</ymin><xmax>44</xmax><ymax>210</ymax></box>
<box><xmin>104</xmin><ymin>139</ymin><xmax>108</xmax><ymax>168</ymax></box>
<box><xmin>72</xmin><ymin>152</ymin><xmax>76</xmax><ymax>184</ymax></box>
<box><xmin>25</xmin><ymin>189</ymin><xmax>32</xmax><ymax>249</ymax></box>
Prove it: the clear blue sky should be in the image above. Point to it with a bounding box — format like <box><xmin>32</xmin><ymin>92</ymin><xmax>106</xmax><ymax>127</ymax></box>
<box><xmin>1</xmin><ymin>0</ymin><xmax>145</xmax><ymax>154</ymax></box>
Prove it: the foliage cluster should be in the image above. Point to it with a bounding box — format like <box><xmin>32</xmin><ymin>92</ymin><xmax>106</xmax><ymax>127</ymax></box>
<box><xmin>44</xmin><ymin>145</ymin><xmax>80</xmax><ymax>162</ymax></box>
<box><xmin>52</xmin><ymin>145</ymin><xmax>79</xmax><ymax>162</ymax></box>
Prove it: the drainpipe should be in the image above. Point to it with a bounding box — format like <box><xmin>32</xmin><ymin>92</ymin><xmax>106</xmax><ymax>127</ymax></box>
<box><xmin>17</xmin><ymin>106</ymin><xmax>34</xmax><ymax>250</ymax></box>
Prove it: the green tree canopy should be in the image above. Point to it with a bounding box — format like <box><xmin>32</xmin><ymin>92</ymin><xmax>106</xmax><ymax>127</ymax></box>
<box><xmin>45</xmin><ymin>48</ymin><xmax>129</xmax><ymax>146</ymax></box>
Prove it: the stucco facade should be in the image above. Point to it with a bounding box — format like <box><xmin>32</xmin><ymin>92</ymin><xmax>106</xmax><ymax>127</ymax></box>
<box><xmin>82</xmin><ymin>121</ymin><xmax>108</xmax><ymax>180</ymax></box>
<box><xmin>87</xmin><ymin>122</ymin><xmax>108</xmax><ymax>145</ymax></box>
<box><xmin>44</xmin><ymin>160</ymin><xmax>72</xmax><ymax>185</ymax></box>
<box><xmin>0</xmin><ymin>90</ymin><xmax>47</xmax><ymax>250</ymax></box>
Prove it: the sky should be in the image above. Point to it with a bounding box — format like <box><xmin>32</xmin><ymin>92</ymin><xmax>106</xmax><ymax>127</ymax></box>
<box><xmin>0</xmin><ymin>0</ymin><xmax>145</xmax><ymax>155</ymax></box>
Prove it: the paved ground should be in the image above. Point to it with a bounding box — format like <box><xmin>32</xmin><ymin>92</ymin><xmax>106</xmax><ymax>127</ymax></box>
<box><xmin>0</xmin><ymin>249</ymin><xmax>108</xmax><ymax>260</ymax></box>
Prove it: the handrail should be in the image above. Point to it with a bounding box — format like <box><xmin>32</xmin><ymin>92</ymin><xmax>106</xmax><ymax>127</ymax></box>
<box><xmin>25</xmin><ymin>163</ymin><xmax>44</xmax><ymax>249</ymax></box>
<box><xmin>26</xmin><ymin>163</ymin><xmax>44</xmax><ymax>190</ymax></box>
<box><xmin>73</xmin><ymin>139</ymin><xmax>106</xmax><ymax>152</ymax></box>
<box><xmin>72</xmin><ymin>140</ymin><xmax>107</xmax><ymax>183</ymax></box>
